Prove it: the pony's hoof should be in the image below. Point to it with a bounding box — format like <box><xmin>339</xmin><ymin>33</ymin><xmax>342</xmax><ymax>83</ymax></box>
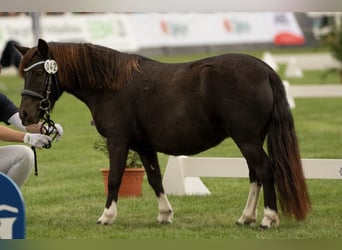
<box><xmin>259</xmin><ymin>224</ymin><xmax>270</xmax><ymax>230</ymax></box>
<box><xmin>259</xmin><ymin>208</ymin><xmax>280</xmax><ymax>229</ymax></box>
<box><xmin>157</xmin><ymin>209</ymin><xmax>173</xmax><ymax>224</ymax></box>
<box><xmin>97</xmin><ymin>213</ymin><xmax>115</xmax><ymax>225</ymax></box>
<box><xmin>160</xmin><ymin>220</ymin><xmax>172</xmax><ymax>225</ymax></box>
<box><xmin>236</xmin><ymin>220</ymin><xmax>256</xmax><ymax>227</ymax></box>
<box><xmin>97</xmin><ymin>201</ymin><xmax>117</xmax><ymax>225</ymax></box>
<box><xmin>157</xmin><ymin>216</ymin><xmax>173</xmax><ymax>224</ymax></box>
<box><xmin>259</xmin><ymin>220</ymin><xmax>279</xmax><ymax>229</ymax></box>
<box><xmin>96</xmin><ymin>220</ymin><xmax>109</xmax><ymax>226</ymax></box>
<box><xmin>235</xmin><ymin>221</ymin><xmax>255</xmax><ymax>227</ymax></box>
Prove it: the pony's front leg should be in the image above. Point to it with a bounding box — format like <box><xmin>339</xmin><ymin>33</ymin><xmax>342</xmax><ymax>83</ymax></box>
<box><xmin>138</xmin><ymin>150</ymin><xmax>173</xmax><ymax>224</ymax></box>
<box><xmin>97</xmin><ymin>201</ymin><xmax>118</xmax><ymax>225</ymax></box>
<box><xmin>97</xmin><ymin>143</ymin><xmax>128</xmax><ymax>225</ymax></box>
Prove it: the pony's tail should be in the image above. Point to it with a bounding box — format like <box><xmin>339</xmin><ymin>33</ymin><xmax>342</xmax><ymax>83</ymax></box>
<box><xmin>267</xmin><ymin>72</ymin><xmax>311</xmax><ymax>221</ymax></box>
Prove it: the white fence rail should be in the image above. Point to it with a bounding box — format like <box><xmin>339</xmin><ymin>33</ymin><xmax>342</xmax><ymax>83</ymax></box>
<box><xmin>289</xmin><ymin>85</ymin><xmax>342</xmax><ymax>98</ymax></box>
<box><xmin>163</xmin><ymin>156</ymin><xmax>342</xmax><ymax>195</ymax></box>
<box><xmin>272</xmin><ymin>53</ymin><xmax>340</xmax><ymax>70</ymax></box>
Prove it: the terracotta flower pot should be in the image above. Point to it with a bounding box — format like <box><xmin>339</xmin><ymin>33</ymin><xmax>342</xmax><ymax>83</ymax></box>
<box><xmin>100</xmin><ymin>168</ymin><xmax>145</xmax><ymax>197</ymax></box>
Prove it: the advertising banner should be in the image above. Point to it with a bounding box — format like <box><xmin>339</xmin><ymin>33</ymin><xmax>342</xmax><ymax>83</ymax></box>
<box><xmin>0</xmin><ymin>13</ymin><xmax>304</xmax><ymax>57</ymax></box>
<box><xmin>0</xmin><ymin>13</ymin><xmax>137</xmax><ymax>55</ymax></box>
<box><xmin>126</xmin><ymin>12</ymin><xmax>304</xmax><ymax>48</ymax></box>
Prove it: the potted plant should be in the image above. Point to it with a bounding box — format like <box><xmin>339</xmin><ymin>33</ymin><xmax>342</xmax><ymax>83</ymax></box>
<box><xmin>319</xmin><ymin>21</ymin><xmax>342</xmax><ymax>83</ymax></box>
<box><xmin>93</xmin><ymin>136</ymin><xmax>145</xmax><ymax>197</ymax></box>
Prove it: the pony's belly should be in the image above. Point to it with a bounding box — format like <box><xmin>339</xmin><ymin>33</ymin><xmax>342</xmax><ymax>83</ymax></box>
<box><xmin>151</xmin><ymin>129</ymin><xmax>228</xmax><ymax>156</ymax></box>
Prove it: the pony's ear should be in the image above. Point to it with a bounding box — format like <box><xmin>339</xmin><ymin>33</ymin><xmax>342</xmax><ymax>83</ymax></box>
<box><xmin>37</xmin><ymin>39</ymin><xmax>50</xmax><ymax>59</ymax></box>
<box><xmin>14</xmin><ymin>44</ymin><xmax>30</xmax><ymax>56</ymax></box>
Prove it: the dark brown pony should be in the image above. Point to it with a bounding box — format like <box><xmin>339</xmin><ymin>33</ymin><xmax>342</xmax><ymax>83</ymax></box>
<box><xmin>16</xmin><ymin>39</ymin><xmax>310</xmax><ymax>229</ymax></box>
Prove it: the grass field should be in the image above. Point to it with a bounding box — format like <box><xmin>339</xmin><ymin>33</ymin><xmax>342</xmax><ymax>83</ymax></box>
<box><xmin>0</xmin><ymin>49</ymin><xmax>341</xmax><ymax>239</ymax></box>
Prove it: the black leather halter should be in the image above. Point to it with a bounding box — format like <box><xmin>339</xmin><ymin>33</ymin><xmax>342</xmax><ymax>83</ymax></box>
<box><xmin>22</xmin><ymin>58</ymin><xmax>60</xmax><ymax>113</ymax></box>
<box><xmin>22</xmin><ymin>58</ymin><xmax>61</xmax><ymax>175</ymax></box>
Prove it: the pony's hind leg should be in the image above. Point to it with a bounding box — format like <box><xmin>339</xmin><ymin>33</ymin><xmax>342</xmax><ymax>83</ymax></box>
<box><xmin>237</xmin><ymin>141</ymin><xmax>279</xmax><ymax>229</ymax></box>
<box><xmin>138</xmin><ymin>150</ymin><xmax>173</xmax><ymax>224</ymax></box>
<box><xmin>258</xmin><ymin>155</ymin><xmax>280</xmax><ymax>229</ymax></box>
<box><xmin>236</xmin><ymin>181</ymin><xmax>261</xmax><ymax>226</ymax></box>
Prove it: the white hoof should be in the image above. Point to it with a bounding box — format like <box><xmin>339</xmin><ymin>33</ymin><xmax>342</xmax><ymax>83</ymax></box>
<box><xmin>236</xmin><ymin>215</ymin><xmax>257</xmax><ymax>227</ymax></box>
<box><xmin>157</xmin><ymin>193</ymin><xmax>173</xmax><ymax>224</ymax></box>
<box><xmin>97</xmin><ymin>201</ymin><xmax>117</xmax><ymax>225</ymax></box>
<box><xmin>236</xmin><ymin>182</ymin><xmax>260</xmax><ymax>227</ymax></box>
<box><xmin>259</xmin><ymin>207</ymin><xmax>280</xmax><ymax>229</ymax></box>
<box><xmin>157</xmin><ymin>209</ymin><xmax>173</xmax><ymax>224</ymax></box>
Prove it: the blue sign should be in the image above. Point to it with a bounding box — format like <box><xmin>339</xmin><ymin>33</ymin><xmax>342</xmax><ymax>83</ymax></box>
<box><xmin>0</xmin><ymin>172</ymin><xmax>25</xmax><ymax>239</ymax></box>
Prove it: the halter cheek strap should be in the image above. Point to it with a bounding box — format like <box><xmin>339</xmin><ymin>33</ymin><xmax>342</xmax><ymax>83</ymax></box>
<box><xmin>22</xmin><ymin>58</ymin><xmax>60</xmax><ymax>175</ymax></box>
<box><xmin>22</xmin><ymin>59</ymin><xmax>60</xmax><ymax>110</ymax></box>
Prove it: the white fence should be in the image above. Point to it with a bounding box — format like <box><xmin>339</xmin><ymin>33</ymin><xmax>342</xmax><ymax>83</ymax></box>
<box><xmin>262</xmin><ymin>52</ymin><xmax>341</xmax><ymax>80</ymax></box>
<box><xmin>162</xmin><ymin>156</ymin><xmax>342</xmax><ymax>195</ymax></box>
<box><xmin>272</xmin><ymin>53</ymin><xmax>340</xmax><ymax>70</ymax></box>
<box><xmin>289</xmin><ymin>85</ymin><xmax>342</xmax><ymax>98</ymax></box>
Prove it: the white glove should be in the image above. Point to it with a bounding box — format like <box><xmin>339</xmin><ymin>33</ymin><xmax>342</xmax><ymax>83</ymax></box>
<box><xmin>42</xmin><ymin>123</ymin><xmax>64</xmax><ymax>141</ymax></box>
<box><xmin>23</xmin><ymin>133</ymin><xmax>52</xmax><ymax>148</ymax></box>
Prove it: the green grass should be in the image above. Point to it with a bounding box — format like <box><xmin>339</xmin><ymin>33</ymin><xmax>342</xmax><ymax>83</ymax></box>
<box><xmin>0</xmin><ymin>49</ymin><xmax>342</xmax><ymax>239</ymax></box>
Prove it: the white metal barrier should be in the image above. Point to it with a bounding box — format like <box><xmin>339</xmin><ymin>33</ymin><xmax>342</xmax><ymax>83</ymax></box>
<box><xmin>162</xmin><ymin>156</ymin><xmax>342</xmax><ymax>195</ymax></box>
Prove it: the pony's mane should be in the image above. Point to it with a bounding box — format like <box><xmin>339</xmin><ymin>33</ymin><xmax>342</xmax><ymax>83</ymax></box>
<box><xmin>20</xmin><ymin>42</ymin><xmax>140</xmax><ymax>91</ymax></box>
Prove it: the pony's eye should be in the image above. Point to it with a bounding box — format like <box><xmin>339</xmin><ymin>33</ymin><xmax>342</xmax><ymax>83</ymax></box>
<box><xmin>35</xmin><ymin>69</ymin><xmax>44</xmax><ymax>77</ymax></box>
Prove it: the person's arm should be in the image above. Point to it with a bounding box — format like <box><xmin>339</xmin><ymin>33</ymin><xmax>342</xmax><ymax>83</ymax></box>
<box><xmin>0</xmin><ymin>124</ymin><xmax>25</xmax><ymax>142</ymax></box>
<box><xmin>8</xmin><ymin>112</ymin><xmax>63</xmax><ymax>137</ymax></box>
<box><xmin>0</xmin><ymin>124</ymin><xmax>52</xmax><ymax>148</ymax></box>
<box><xmin>7</xmin><ymin>112</ymin><xmax>39</xmax><ymax>132</ymax></box>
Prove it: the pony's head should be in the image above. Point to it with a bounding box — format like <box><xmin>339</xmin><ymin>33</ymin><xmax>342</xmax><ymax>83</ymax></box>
<box><xmin>15</xmin><ymin>39</ymin><xmax>60</xmax><ymax>125</ymax></box>
<box><xmin>16</xmin><ymin>38</ymin><xmax>141</xmax><ymax>125</ymax></box>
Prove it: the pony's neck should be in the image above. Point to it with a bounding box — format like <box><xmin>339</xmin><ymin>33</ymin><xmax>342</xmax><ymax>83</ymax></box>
<box><xmin>54</xmin><ymin>43</ymin><xmax>140</xmax><ymax>92</ymax></box>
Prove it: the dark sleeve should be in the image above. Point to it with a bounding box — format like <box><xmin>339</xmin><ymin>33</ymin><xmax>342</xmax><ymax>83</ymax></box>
<box><xmin>0</xmin><ymin>93</ymin><xmax>19</xmax><ymax>124</ymax></box>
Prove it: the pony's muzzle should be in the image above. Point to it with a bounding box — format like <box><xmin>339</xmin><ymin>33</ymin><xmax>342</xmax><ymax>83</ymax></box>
<box><xmin>20</xmin><ymin>110</ymin><xmax>31</xmax><ymax>126</ymax></box>
<box><xmin>20</xmin><ymin>109</ymin><xmax>40</xmax><ymax>126</ymax></box>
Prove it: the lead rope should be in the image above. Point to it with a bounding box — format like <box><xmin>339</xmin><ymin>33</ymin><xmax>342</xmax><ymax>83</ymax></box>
<box><xmin>32</xmin><ymin>113</ymin><xmax>59</xmax><ymax>176</ymax></box>
<box><xmin>32</xmin><ymin>146</ymin><xmax>38</xmax><ymax>176</ymax></box>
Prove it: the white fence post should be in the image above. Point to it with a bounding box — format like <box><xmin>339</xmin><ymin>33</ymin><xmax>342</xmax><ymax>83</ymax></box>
<box><xmin>162</xmin><ymin>156</ymin><xmax>211</xmax><ymax>195</ymax></box>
